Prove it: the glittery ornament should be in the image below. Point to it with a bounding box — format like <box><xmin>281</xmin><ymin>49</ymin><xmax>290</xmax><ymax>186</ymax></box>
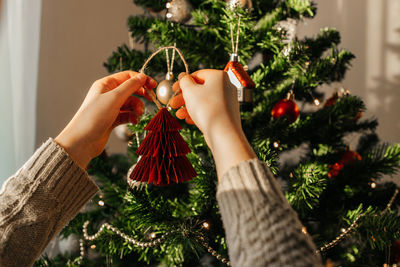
<box><xmin>226</xmin><ymin>0</ymin><xmax>252</xmax><ymax>9</ymax></box>
<box><xmin>166</xmin><ymin>0</ymin><xmax>192</xmax><ymax>23</ymax></box>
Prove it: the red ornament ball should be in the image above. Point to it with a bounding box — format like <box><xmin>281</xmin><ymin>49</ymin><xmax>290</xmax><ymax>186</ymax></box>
<box><xmin>328</xmin><ymin>150</ymin><xmax>362</xmax><ymax>178</ymax></box>
<box><xmin>271</xmin><ymin>99</ymin><xmax>299</xmax><ymax>123</ymax></box>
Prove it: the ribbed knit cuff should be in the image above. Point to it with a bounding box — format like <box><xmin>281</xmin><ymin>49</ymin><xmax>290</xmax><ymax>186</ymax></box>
<box><xmin>27</xmin><ymin>138</ymin><xmax>100</xmax><ymax>215</ymax></box>
<box><xmin>0</xmin><ymin>138</ymin><xmax>100</xmax><ymax>266</ymax></box>
<box><xmin>0</xmin><ymin>138</ymin><xmax>100</xmax><ymax>222</ymax></box>
<box><xmin>216</xmin><ymin>159</ymin><xmax>322</xmax><ymax>267</ymax></box>
<box><xmin>217</xmin><ymin>158</ymin><xmax>290</xmax><ymax>219</ymax></box>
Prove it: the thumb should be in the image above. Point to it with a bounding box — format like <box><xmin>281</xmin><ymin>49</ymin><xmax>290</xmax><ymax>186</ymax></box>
<box><xmin>112</xmin><ymin>73</ymin><xmax>147</xmax><ymax>102</ymax></box>
<box><xmin>179</xmin><ymin>74</ymin><xmax>199</xmax><ymax>93</ymax></box>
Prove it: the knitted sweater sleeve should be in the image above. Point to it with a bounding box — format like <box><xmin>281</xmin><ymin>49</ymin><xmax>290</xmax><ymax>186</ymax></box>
<box><xmin>0</xmin><ymin>138</ymin><xmax>99</xmax><ymax>267</ymax></box>
<box><xmin>216</xmin><ymin>158</ymin><xmax>323</xmax><ymax>267</ymax></box>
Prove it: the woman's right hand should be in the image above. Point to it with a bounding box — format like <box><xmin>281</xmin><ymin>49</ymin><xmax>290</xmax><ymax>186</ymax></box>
<box><xmin>170</xmin><ymin>69</ymin><xmax>256</xmax><ymax>178</ymax></box>
<box><xmin>170</xmin><ymin>70</ymin><xmax>241</xmax><ymax>138</ymax></box>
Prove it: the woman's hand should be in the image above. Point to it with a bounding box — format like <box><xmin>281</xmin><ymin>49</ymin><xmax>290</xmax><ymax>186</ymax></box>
<box><xmin>55</xmin><ymin>71</ymin><xmax>157</xmax><ymax>169</ymax></box>
<box><xmin>169</xmin><ymin>69</ymin><xmax>256</xmax><ymax>177</ymax></box>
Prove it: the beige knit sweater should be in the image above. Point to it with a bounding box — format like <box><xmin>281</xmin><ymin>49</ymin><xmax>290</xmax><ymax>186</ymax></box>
<box><xmin>0</xmin><ymin>139</ymin><xmax>322</xmax><ymax>267</ymax></box>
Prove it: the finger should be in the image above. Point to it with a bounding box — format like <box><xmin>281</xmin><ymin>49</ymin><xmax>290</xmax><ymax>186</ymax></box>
<box><xmin>169</xmin><ymin>92</ymin><xmax>185</xmax><ymax>109</ymax></box>
<box><xmin>112</xmin><ymin>111</ymin><xmax>140</xmax><ymax>128</ymax></box>
<box><xmin>189</xmin><ymin>73</ymin><xmax>205</xmax><ymax>84</ymax></box>
<box><xmin>179</xmin><ymin>71</ymin><xmax>205</xmax><ymax>85</ymax></box>
<box><xmin>136</xmin><ymin>87</ymin><xmax>156</xmax><ymax>101</ymax></box>
<box><xmin>176</xmin><ymin>107</ymin><xmax>189</xmax><ymax>120</ymax></box>
<box><xmin>112</xmin><ymin>73</ymin><xmax>147</xmax><ymax>103</ymax></box>
<box><xmin>112</xmin><ymin>111</ymin><xmax>130</xmax><ymax>128</ymax></box>
<box><xmin>129</xmin><ymin>112</ymin><xmax>140</xmax><ymax>124</ymax></box>
<box><xmin>179</xmin><ymin>74</ymin><xmax>200</xmax><ymax>93</ymax></box>
<box><xmin>172</xmin><ymin>81</ymin><xmax>180</xmax><ymax>92</ymax></box>
<box><xmin>99</xmin><ymin>70</ymin><xmax>156</xmax><ymax>90</ymax></box>
<box><xmin>121</xmin><ymin>96</ymin><xmax>145</xmax><ymax>116</ymax></box>
<box><xmin>189</xmin><ymin>69</ymin><xmax>216</xmax><ymax>84</ymax></box>
<box><xmin>185</xmin><ymin>116</ymin><xmax>195</xmax><ymax>125</ymax></box>
<box><xmin>178</xmin><ymin>72</ymin><xmax>186</xmax><ymax>80</ymax></box>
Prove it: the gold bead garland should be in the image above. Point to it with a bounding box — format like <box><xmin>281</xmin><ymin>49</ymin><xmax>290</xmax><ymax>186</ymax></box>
<box><xmin>381</xmin><ymin>188</ymin><xmax>399</xmax><ymax>215</ymax></box>
<box><xmin>76</xmin><ymin>187</ymin><xmax>398</xmax><ymax>264</ymax></box>
<box><xmin>317</xmin><ymin>188</ymin><xmax>399</xmax><ymax>253</ymax></box>
<box><xmin>77</xmin><ymin>220</ymin><xmax>231</xmax><ymax>266</ymax></box>
<box><xmin>196</xmin><ymin>235</ymin><xmax>231</xmax><ymax>266</ymax></box>
<box><xmin>82</xmin><ymin>220</ymin><xmax>167</xmax><ymax>246</ymax></box>
<box><xmin>318</xmin><ymin>213</ymin><xmax>364</xmax><ymax>253</ymax></box>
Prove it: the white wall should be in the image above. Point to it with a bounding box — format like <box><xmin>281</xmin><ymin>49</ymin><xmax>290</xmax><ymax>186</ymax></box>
<box><xmin>297</xmin><ymin>0</ymin><xmax>400</xmax><ymax>144</ymax></box>
<box><xmin>37</xmin><ymin>1</ymin><xmax>400</xmax><ymax>170</ymax></box>
<box><xmin>36</xmin><ymin>0</ymin><xmax>141</xmax><ymax>154</ymax></box>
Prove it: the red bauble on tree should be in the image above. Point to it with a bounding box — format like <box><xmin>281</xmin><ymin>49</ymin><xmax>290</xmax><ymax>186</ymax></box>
<box><xmin>328</xmin><ymin>150</ymin><xmax>362</xmax><ymax>178</ymax></box>
<box><xmin>324</xmin><ymin>90</ymin><xmax>362</xmax><ymax>120</ymax></box>
<box><xmin>129</xmin><ymin>108</ymin><xmax>197</xmax><ymax>186</ymax></box>
<box><xmin>271</xmin><ymin>92</ymin><xmax>299</xmax><ymax>123</ymax></box>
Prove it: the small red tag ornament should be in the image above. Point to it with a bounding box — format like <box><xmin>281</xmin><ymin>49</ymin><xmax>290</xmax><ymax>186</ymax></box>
<box><xmin>129</xmin><ymin>108</ymin><xmax>197</xmax><ymax>186</ymax></box>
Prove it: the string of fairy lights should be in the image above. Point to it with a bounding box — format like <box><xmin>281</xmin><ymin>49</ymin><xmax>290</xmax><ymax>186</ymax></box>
<box><xmin>74</xmin><ymin>188</ymin><xmax>398</xmax><ymax>266</ymax></box>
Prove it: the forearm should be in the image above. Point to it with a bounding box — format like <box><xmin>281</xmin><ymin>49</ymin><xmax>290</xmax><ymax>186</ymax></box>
<box><xmin>216</xmin><ymin>159</ymin><xmax>323</xmax><ymax>267</ymax></box>
<box><xmin>204</xmin><ymin>123</ymin><xmax>256</xmax><ymax>178</ymax></box>
<box><xmin>0</xmin><ymin>139</ymin><xmax>99</xmax><ymax>266</ymax></box>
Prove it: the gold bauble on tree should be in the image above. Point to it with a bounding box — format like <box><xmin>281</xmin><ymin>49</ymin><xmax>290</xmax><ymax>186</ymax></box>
<box><xmin>166</xmin><ymin>0</ymin><xmax>193</xmax><ymax>23</ymax></box>
<box><xmin>226</xmin><ymin>0</ymin><xmax>253</xmax><ymax>9</ymax></box>
<box><xmin>156</xmin><ymin>72</ymin><xmax>174</xmax><ymax>105</ymax></box>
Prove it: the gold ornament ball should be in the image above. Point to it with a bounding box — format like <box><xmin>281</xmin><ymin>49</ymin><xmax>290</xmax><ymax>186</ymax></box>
<box><xmin>156</xmin><ymin>78</ymin><xmax>174</xmax><ymax>105</ymax></box>
<box><xmin>166</xmin><ymin>0</ymin><xmax>192</xmax><ymax>23</ymax></box>
<box><xmin>226</xmin><ymin>0</ymin><xmax>252</xmax><ymax>9</ymax></box>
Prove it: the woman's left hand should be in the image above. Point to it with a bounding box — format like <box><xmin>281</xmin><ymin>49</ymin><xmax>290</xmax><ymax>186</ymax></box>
<box><xmin>55</xmin><ymin>71</ymin><xmax>157</xmax><ymax>169</ymax></box>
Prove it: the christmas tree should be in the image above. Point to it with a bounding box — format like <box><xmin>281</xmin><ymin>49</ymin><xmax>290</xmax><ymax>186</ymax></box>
<box><xmin>36</xmin><ymin>0</ymin><xmax>400</xmax><ymax>266</ymax></box>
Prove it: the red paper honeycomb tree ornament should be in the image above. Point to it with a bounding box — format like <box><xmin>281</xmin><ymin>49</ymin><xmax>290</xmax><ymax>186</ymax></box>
<box><xmin>129</xmin><ymin>108</ymin><xmax>197</xmax><ymax>186</ymax></box>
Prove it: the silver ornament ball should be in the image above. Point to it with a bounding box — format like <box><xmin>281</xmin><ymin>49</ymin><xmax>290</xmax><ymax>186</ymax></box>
<box><xmin>166</xmin><ymin>0</ymin><xmax>193</xmax><ymax>23</ymax></box>
<box><xmin>156</xmin><ymin>74</ymin><xmax>175</xmax><ymax>105</ymax></box>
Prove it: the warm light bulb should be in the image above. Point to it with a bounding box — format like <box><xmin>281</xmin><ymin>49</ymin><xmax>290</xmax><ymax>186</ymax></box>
<box><xmin>98</xmin><ymin>200</ymin><xmax>105</xmax><ymax>206</ymax></box>
<box><xmin>90</xmin><ymin>244</ymin><xmax>96</xmax><ymax>249</ymax></box>
<box><xmin>166</xmin><ymin>2</ymin><xmax>172</xmax><ymax>8</ymax></box>
<box><xmin>202</xmin><ymin>221</ymin><xmax>210</xmax><ymax>230</ymax></box>
<box><xmin>301</xmin><ymin>226</ymin><xmax>308</xmax><ymax>234</ymax></box>
<box><xmin>166</xmin><ymin>13</ymin><xmax>172</xmax><ymax>18</ymax></box>
<box><xmin>371</xmin><ymin>182</ymin><xmax>376</xmax><ymax>189</ymax></box>
<box><xmin>150</xmin><ymin>232</ymin><xmax>156</xmax><ymax>239</ymax></box>
<box><xmin>314</xmin><ymin>99</ymin><xmax>320</xmax><ymax>106</ymax></box>
<box><xmin>273</xmin><ymin>141</ymin><xmax>279</xmax><ymax>148</ymax></box>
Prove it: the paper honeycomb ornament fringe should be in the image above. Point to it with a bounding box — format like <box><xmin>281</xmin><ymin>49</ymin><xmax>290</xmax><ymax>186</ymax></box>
<box><xmin>129</xmin><ymin>108</ymin><xmax>197</xmax><ymax>186</ymax></box>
